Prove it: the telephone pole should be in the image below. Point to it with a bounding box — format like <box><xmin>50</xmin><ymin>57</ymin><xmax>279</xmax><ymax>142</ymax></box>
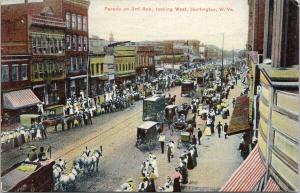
<box><xmin>221</xmin><ymin>33</ymin><xmax>224</xmax><ymax>90</ymax></box>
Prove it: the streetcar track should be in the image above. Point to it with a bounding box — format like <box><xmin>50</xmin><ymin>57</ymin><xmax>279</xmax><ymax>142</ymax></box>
<box><xmin>53</xmin><ymin>107</ymin><xmax>143</xmax><ymax>161</ymax></box>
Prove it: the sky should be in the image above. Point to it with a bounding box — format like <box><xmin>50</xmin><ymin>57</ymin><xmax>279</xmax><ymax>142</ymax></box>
<box><xmin>89</xmin><ymin>0</ymin><xmax>249</xmax><ymax>50</ymax></box>
<box><xmin>1</xmin><ymin>0</ymin><xmax>249</xmax><ymax>50</ymax></box>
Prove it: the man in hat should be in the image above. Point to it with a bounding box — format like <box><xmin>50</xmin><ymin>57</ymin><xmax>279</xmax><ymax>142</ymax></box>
<box><xmin>167</xmin><ymin>144</ymin><xmax>172</xmax><ymax>163</ymax></box>
<box><xmin>38</xmin><ymin>146</ymin><xmax>47</xmax><ymax>161</ymax></box>
<box><xmin>224</xmin><ymin>123</ymin><xmax>228</xmax><ymax>139</ymax></box>
<box><xmin>27</xmin><ymin>146</ymin><xmax>38</xmax><ymax>161</ymax></box>
<box><xmin>197</xmin><ymin>128</ymin><xmax>202</xmax><ymax>145</ymax></box>
<box><xmin>216</xmin><ymin>121</ymin><xmax>223</xmax><ymax>138</ymax></box>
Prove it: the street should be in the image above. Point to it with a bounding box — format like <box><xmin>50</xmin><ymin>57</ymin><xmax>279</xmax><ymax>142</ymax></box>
<box><xmin>2</xmin><ymin>80</ymin><xmax>244</xmax><ymax>192</ymax></box>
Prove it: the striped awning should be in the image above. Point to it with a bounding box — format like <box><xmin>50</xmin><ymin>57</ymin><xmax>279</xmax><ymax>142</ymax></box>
<box><xmin>220</xmin><ymin>145</ymin><xmax>266</xmax><ymax>192</ymax></box>
<box><xmin>263</xmin><ymin>178</ymin><xmax>281</xmax><ymax>192</ymax></box>
<box><xmin>3</xmin><ymin>89</ymin><xmax>41</xmax><ymax>110</ymax></box>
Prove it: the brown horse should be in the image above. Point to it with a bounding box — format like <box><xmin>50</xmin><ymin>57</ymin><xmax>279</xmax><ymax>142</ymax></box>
<box><xmin>43</xmin><ymin>117</ymin><xmax>64</xmax><ymax>132</ymax></box>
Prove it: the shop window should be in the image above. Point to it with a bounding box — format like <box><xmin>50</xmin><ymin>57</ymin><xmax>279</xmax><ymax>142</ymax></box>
<box><xmin>1</xmin><ymin>65</ymin><xmax>9</xmax><ymax>82</ymax></box>
<box><xmin>12</xmin><ymin>64</ymin><xmax>19</xmax><ymax>81</ymax></box>
<box><xmin>21</xmin><ymin>64</ymin><xmax>28</xmax><ymax>80</ymax></box>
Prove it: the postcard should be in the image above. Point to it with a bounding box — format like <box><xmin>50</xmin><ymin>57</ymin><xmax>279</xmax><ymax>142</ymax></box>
<box><xmin>1</xmin><ymin>0</ymin><xmax>299</xmax><ymax>192</ymax></box>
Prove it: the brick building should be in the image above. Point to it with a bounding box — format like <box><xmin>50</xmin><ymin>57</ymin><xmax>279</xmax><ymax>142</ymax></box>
<box><xmin>1</xmin><ymin>0</ymin><xmax>90</xmax><ymax>122</ymax></box>
<box><xmin>221</xmin><ymin>0</ymin><xmax>299</xmax><ymax>191</ymax></box>
<box><xmin>136</xmin><ymin>45</ymin><xmax>155</xmax><ymax>79</ymax></box>
<box><xmin>1</xmin><ymin>1</ymin><xmax>67</xmax><ymax>121</ymax></box>
<box><xmin>247</xmin><ymin>0</ymin><xmax>265</xmax><ymax>54</ymax></box>
<box><xmin>63</xmin><ymin>0</ymin><xmax>90</xmax><ymax>98</ymax></box>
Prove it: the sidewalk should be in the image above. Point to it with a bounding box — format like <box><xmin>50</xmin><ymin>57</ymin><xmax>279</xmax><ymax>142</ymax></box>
<box><xmin>186</xmin><ymin>79</ymin><xmax>244</xmax><ymax>189</ymax></box>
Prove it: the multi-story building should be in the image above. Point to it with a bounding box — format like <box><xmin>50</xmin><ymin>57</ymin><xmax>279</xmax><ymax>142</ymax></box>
<box><xmin>221</xmin><ymin>0</ymin><xmax>299</xmax><ymax>191</ymax></box>
<box><xmin>113</xmin><ymin>44</ymin><xmax>136</xmax><ymax>85</ymax></box>
<box><xmin>1</xmin><ymin>1</ymin><xmax>67</xmax><ymax>121</ymax></box>
<box><xmin>136</xmin><ymin>45</ymin><xmax>155</xmax><ymax>79</ymax></box>
<box><xmin>29</xmin><ymin>8</ymin><xmax>66</xmax><ymax>106</ymax></box>
<box><xmin>63</xmin><ymin>0</ymin><xmax>90</xmax><ymax>98</ymax></box>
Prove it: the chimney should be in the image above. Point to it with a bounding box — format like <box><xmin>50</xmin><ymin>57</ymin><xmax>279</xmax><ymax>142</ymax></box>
<box><xmin>25</xmin><ymin>0</ymin><xmax>28</xmax><ymax>4</ymax></box>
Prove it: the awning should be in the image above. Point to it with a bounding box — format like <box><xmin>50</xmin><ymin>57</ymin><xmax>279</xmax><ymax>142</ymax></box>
<box><xmin>220</xmin><ymin>145</ymin><xmax>266</xmax><ymax>192</ymax></box>
<box><xmin>263</xmin><ymin>178</ymin><xmax>281</xmax><ymax>192</ymax></box>
<box><xmin>227</xmin><ymin>96</ymin><xmax>251</xmax><ymax>135</ymax></box>
<box><xmin>3</xmin><ymin>89</ymin><xmax>41</xmax><ymax>110</ymax></box>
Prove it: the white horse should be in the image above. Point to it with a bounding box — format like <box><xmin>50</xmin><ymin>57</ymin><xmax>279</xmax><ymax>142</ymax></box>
<box><xmin>53</xmin><ymin>159</ymin><xmax>67</xmax><ymax>190</ymax></box>
<box><xmin>59</xmin><ymin>162</ymin><xmax>81</xmax><ymax>191</ymax></box>
<box><xmin>75</xmin><ymin>146</ymin><xmax>103</xmax><ymax>176</ymax></box>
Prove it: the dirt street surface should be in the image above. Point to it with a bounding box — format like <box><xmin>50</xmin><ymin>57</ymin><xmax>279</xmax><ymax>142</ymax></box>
<box><xmin>1</xmin><ymin>80</ymin><xmax>244</xmax><ymax>192</ymax></box>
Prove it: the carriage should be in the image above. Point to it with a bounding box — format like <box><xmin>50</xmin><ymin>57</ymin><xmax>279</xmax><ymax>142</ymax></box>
<box><xmin>143</xmin><ymin>95</ymin><xmax>166</xmax><ymax>122</ymax></box>
<box><xmin>165</xmin><ymin>105</ymin><xmax>177</xmax><ymax>124</ymax></box>
<box><xmin>136</xmin><ymin>121</ymin><xmax>160</xmax><ymax>150</ymax></box>
<box><xmin>43</xmin><ymin>105</ymin><xmax>65</xmax><ymax>131</ymax></box>
<box><xmin>196</xmin><ymin>75</ymin><xmax>205</xmax><ymax>86</ymax></box>
<box><xmin>1</xmin><ymin>160</ymin><xmax>55</xmax><ymax>192</ymax></box>
<box><xmin>20</xmin><ymin>114</ymin><xmax>41</xmax><ymax>128</ymax></box>
<box><xmin>181</xmin><ymin>81</ymin><xmax>194</xmax><ymax>97</ymax></box>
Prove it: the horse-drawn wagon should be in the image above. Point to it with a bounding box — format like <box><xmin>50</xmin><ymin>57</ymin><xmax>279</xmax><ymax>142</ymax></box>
<box><xmin>1</xmin><ymin>160</ymin><xmax>55</xmax><ymax>192</ymax></box>
<box><xmin>181</xmin><ymin>81</ymin><xmax>194</xmax><ymax>97</ymax></box>
<box><xmin>165</xmin><ymin>105</ymin><xmax>177</xmax><ymax>124</ymax></box>
<box><xmin>136</xmin><ymin>121</ymin><xmax>160</xmax><ymax>150</ymax></box>
<box><xmin>143</xmin><ymin>95</ymin><xmax>166</xmax><ymax>121</ymax></box>
<box><xmin>20</xmin><ymin>114</ymin><xmax>41</xmax><ymax>128</ymax></box>
<box><xmin>43</xmin><ymin>105</ymin><xmax>65</xmax><ymax>131</ymax></box>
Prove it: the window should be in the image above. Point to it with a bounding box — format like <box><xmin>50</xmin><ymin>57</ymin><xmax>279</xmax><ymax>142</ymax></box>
<box><xmin>42</xmin><ymin>38</ymin><xmax>47</xmax><ymax>53</ymax></box>
<box><xmin>77</xmin><ymin>15</ymin><xmax>82</xmax><ymax>31</ymax></box>
<box><xmin>72</xmin><ymin>35</ymin><xmax>77</xmax><ymax>50</ymax></box>
<box><xmin>66</xmin><ymin>12</ymin><xmax>70</xmax><ymax>29</ymax></box>
<box><xmin>1</xmin><ymin>65</ymin><xmax>9</xmax><ymax>82</ymax></box>
<box><xmin>58</xmin><ymin>39</ymin><xmax>62</xmax><ymax>53</ymax></box>
<box><xmin>12</xmin><ymin>64</ymin><xmax>19</xmax><ymax>81</ymax></box>
<box><xmin>78</xmin><ymin>36</ymin><xmax>82</xmax><ymax>51</ymax></box>
<box><xmin>101</xmin><ymin>63</ymin><xmax>104</xmax><ymax>73</ymax></box>
<box><xmin>21</xmin><ymin>64</ymin><xmax>28</xmax><ymax>80</ymax></box>
<box><xmin>37</xmin><ymin>37</ymin><xmax>42</xmax><ymax>53</ymax></box>
<box><xmin>72</xmin><ymin>57</ymin><xmax>77</xmax><ymax>71</ymax></box>
<box><xmin>96</xmin><ymin>63</ymin><xmax>99</xmax><ymax>73</ymax></box>
<box><xmin>91</xmin><ymin>64</ymin><xmax>94</xmax><ymax>75</ymax></box>
<box><xmin>83</xmin><ymin>36</ymin><xmax>87</xmax><ymax>51</ymax></box>
<box><xmin>78</xmin><ymin>57</ymin><xmax>82</xmax><ymax>70</ymax></box>
<box><xmin>66</xmin><ymin>35</ymin><xmax>71</xmax><ymax>50</ymax></box>
<box><xmin>72</xmin><ymin>13</ymin><xmax>76</xmax><ymax>29</ymax></box>
<box><xmin>83</xmin><ymin>16</ymin><xmax>87</xmax><ymax>31</ymax></box>
<box><xmin>32</xmin><ymin>37</ymin><xmax>37</xmax><ymax>53</ymax></box>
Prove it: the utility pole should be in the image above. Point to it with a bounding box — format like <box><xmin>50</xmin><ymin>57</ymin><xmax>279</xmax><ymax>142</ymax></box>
<box><xmin>221</xmin><ymin>33</ymin><xmax>224</xmax><ymax>91</ymax></box>
<box><xmin>232</xmin><ymin>48</ymin><xmax>235</xmax><ymax>65</ymax></box>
